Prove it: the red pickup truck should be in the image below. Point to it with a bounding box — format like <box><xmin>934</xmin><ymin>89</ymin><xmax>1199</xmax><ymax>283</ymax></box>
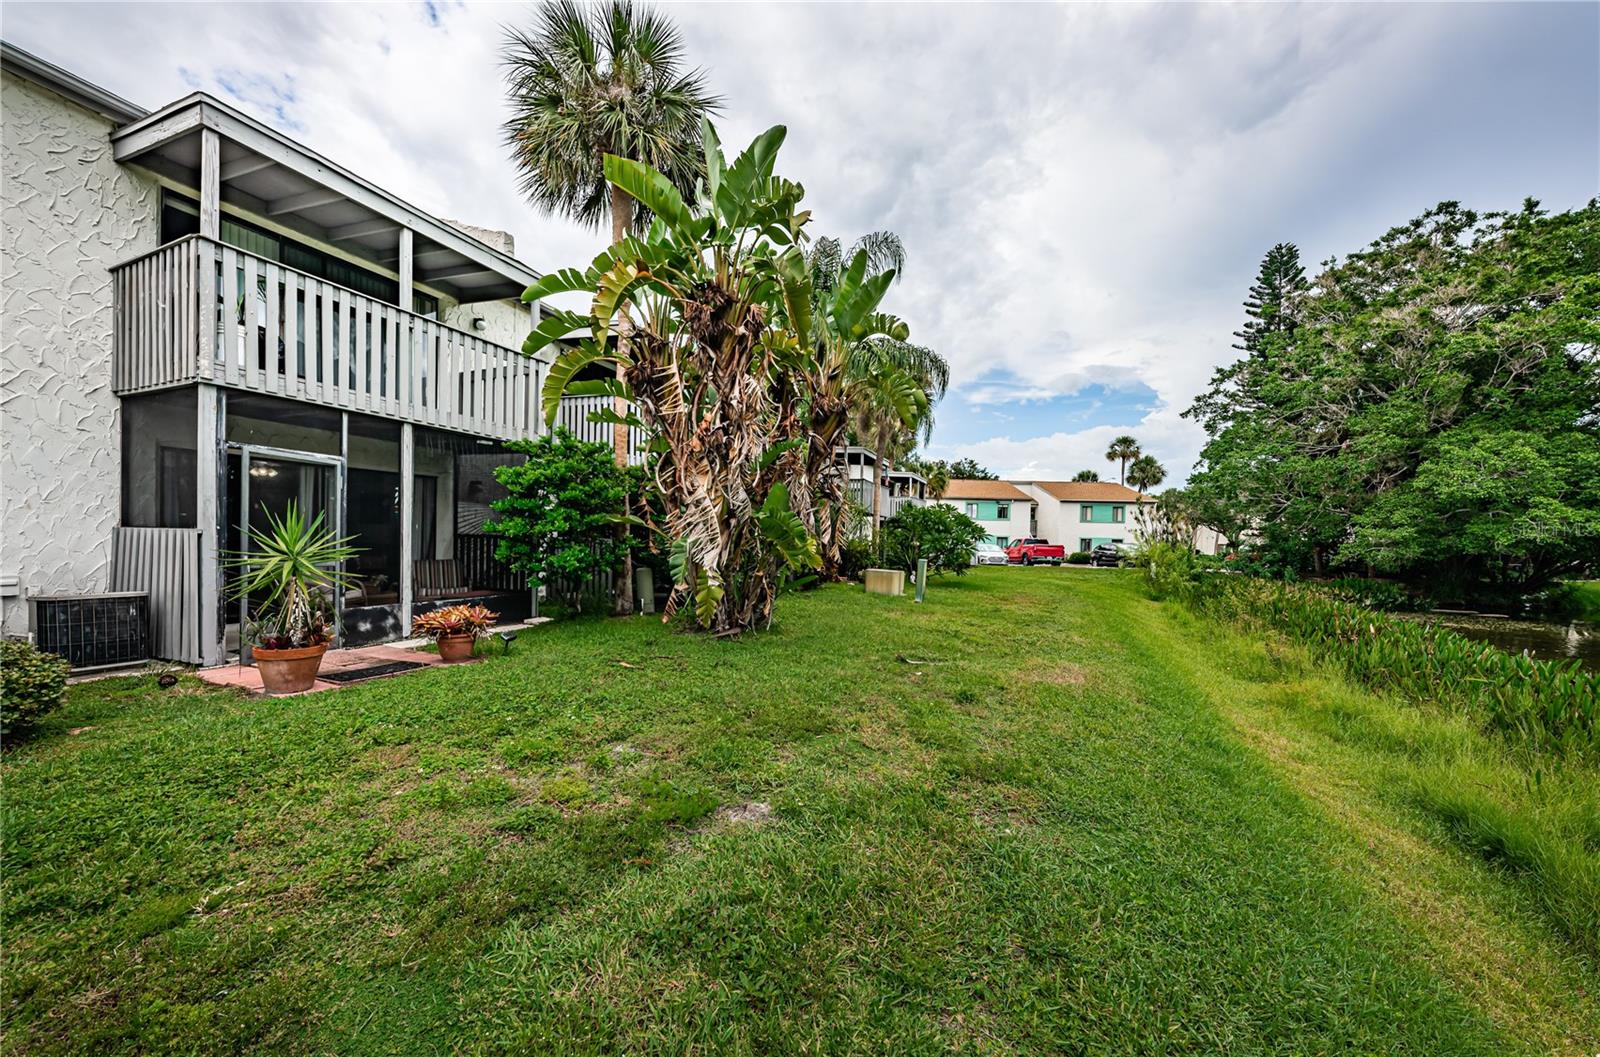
<box><xmin>1005</xmin><ymin>538</ymin><xmax>1066</xmax><ymax>565</ymax></box>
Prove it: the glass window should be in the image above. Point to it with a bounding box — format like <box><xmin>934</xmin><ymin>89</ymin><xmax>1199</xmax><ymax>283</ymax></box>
<box><xmin>1112</xmin><ymin>506</ymin><xmax>1124</xmax><ymax>523</ymax></box>
<box><xmin>122</xmin><ymin>390</ymin><xmax>198</xmax><ymax>528</ymax></box>
<box><xmin>995</xmin><ymin>502</ymin><xmax>1010</xmax><ymax>519</ymax></box>
<box><xmin>1080</xmin><ymin>504</ymin><xmax>1093</xmax><ymax>520</ymax></box>
<box><xmin>225</xmin><ymin>393</ymin><xmax>342</xmax><ymax>456</ymax></box>
<box><xmin>965</xmin><ymin>502</ymin><xmax>978</xmax><ymax>517</ymax></box>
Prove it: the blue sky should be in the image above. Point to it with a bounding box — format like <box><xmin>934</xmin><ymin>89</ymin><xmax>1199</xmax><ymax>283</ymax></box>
<box><xmin>6</xmin><ymin>2</ymin><xmax>1596</xmax><ymax>484</ymax></box>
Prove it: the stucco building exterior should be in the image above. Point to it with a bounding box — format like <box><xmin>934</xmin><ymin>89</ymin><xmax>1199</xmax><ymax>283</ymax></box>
<box><xmin>936</xmin><ymin>479</ymin><xmax>1035</xmax><ymax>547</ymax></box>
<box><xmin>1</xmin><ymin>43</ymin><xmax>553</xmax><ymax>664</ymax></box>
<box><xmin>1015</xmin><ymin>481</ymin><xmax>1154</xmax><ymax>553</ymax></box>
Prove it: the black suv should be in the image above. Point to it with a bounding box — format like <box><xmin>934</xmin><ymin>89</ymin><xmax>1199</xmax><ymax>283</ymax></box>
<box><xmin>1089</xmin><ymin>543</ymin><xmax>1127</xmax><ymax>567</ymax></box>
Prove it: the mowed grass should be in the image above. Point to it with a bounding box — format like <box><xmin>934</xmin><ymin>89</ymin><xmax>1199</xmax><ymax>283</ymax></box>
<box><xmin>4</xmin><ymin>570</ymin><xmax>1596</xmax><ymax>1054</ymax></box>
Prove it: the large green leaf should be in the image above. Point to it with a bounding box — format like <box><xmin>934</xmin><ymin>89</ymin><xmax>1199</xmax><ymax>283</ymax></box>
<box><xmin>591</xmin><ymin>259</ymin><xmax>655</xmax><ymax>347</ymax></box>
<box><xmin>521</xmin><ymin>268</ymin><xmax>593</xmax><ymax>303</ymax></box>
<box><xmin>564</xmin><ymin>377</ymin><xmax>632</xmax><ymax>402</ymax></box>
<box><xmin>522</xmin><ymin>308</ymin><xmax>589</xmax><ymax>358</ymax></box>
<box><xmin>701</xmin><ymin>118</ymin><xmax>724</xmax><ymax>216</ymax></box>
<box><xmin>837</xmin><ymin>269</ymin><xmax>895</xmax><ymax>338</ymax></box>
<box><xmin>716</xmin><ymin>125</ymin><xmax>787</xmax><ymax>228</ymax></box>
<box><xmin>540</xmin><ymin>339</ymin><xmax>613</xmax><ymax>427</ymax></box>
<box><xmin>603</xmin><ymin>154</ymin><xmax>690</xmax><ymax>239</ymax></box>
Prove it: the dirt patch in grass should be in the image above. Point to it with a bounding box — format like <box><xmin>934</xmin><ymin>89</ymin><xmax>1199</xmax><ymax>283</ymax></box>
<box><xmin>714</xmin><ymin>801</ymin><xmax>773</xmax><ymax>825</ymax></box>
<box><xmin>1020</xmin><ymin>663</ymin><xmax>1089</xmax><ymax>687</ymax></box>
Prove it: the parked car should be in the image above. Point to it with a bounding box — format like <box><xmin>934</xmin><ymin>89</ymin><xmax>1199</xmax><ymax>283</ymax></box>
<box><xmin>1006</xmin><ymin>538</ymin><xmax>1066</xmax><ymax>566</ymax></box>
<box><xmin>972</xmin><ymin>542</ymin><xmax>1010</xmax><ymax>566</ymax></box>
<box><xmin>1089</xmin><ymin>543</ymin><xmax>1131</xmax><ymax>567</ymax></box>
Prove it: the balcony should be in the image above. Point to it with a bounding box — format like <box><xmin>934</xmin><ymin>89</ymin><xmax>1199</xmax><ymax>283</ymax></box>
<box><xmin>111</xmin><ymin>236</ymin><xmax>542</xmax><ymax>441</ymax></box>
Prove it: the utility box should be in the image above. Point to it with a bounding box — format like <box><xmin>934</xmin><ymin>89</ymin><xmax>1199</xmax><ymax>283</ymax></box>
<box><xmin>864</xmin><ymin>568</ymin><xmax>905</xmax><ymax>597</ymax></box>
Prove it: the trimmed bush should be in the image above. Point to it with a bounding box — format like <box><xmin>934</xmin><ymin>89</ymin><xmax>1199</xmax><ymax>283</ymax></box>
<box><xmin>1067</xmin><ymin>551</ymin><xmax>1091</xmax><ymax>565</ymax></box>
<box><xmin>1</xmin><ymin>639</ymin><xmax>70</xmax><ymax>735</ymax></box>
<box><xmin>880</xmin><ymin>505</ymin><xmax>986</xmax><ymax>577</ymax></box>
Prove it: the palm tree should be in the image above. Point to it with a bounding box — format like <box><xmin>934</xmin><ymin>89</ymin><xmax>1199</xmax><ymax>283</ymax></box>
<box><xmin>925</xmin><ymin>466</ymin><xmax>950</xmax><ymax>500</ymax></box>
<box><xmin>503</xmin><ymin>0</ymin><xmax>720</xmax><ymax>615</ymax></box>
<box><xmin>1105</xmin><ymin>435</ymin><xmax>1141</xmax><ymax>485</ymax></box>
<box><xmin>1126</xmin><ymin>454</ymin><xmax>1167</xmax><ymax>493</ymax></box>
<box><xmin>1071</xmin><ymin>469</ymin><xmax>1099</xmax><ymax>482</ymax></box>
<box><xmin>775</xmin><ymin>231</ymin><xmax>947</xmax><ymax>574</ymax></box>
<box><xmin>846</xmin><ymin>364</ymin><xmax>931</xmax><ymax>548</ymax></box>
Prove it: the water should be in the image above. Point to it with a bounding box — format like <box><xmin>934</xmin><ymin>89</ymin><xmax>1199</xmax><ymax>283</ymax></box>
<box><xmin>1405</xmin><ymin>613</ymin><xmax>1600</xmax><ymax>671</ymax></box>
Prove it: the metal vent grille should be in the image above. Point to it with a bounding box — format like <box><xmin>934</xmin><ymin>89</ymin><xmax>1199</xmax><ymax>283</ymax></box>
<box><xmin>29</xmin><ymin>593</ymin><xmax>151</xmax><ymax>670</ymax></box>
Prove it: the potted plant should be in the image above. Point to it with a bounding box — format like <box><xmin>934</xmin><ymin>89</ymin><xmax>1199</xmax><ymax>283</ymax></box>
<box><xmin>225</xmin><ymin>501</ymin><xmax>359</xmax><ymax>695</ymax></box>
<box><xmin>411</xmin><ymin>604</ymin><xmax>498</xmax><ymax>663</ymax></box>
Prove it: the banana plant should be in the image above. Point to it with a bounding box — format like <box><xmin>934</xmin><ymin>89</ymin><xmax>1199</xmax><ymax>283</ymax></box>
<box><xmin>523</xmin><ymin>121</ymin><xmax>820</xmax><ymax>633</ymax></box>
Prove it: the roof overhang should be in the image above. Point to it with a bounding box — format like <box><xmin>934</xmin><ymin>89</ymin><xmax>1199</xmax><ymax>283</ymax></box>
<box><xmin>111</xmin><ymin>93</ymin><xmax>539</xmax><ymax>303</ymax></box>
<box><xmin>1</xmin><ymin>41</ymin><xmax>146</xmax><ymax>124</ymax></box>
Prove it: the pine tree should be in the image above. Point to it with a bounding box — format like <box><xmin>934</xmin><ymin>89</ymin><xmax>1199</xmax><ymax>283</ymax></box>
<box><xmin>1232</xmin><ymin>242</ymin><xmax>1308</xmax><ymax>354</ymax></box>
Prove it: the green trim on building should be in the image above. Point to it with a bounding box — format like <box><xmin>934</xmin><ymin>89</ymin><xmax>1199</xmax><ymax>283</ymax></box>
<box><xmin>1077</xmin><ymin>502</ymin><xmax>1126</xmax><ymax>524</ymax></box>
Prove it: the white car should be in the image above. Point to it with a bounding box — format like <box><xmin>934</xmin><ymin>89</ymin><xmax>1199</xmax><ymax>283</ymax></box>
<box><xmin>973</xmin><ymin>542</ymin><xmax>1010</xmax><ymax>566</ymax></box>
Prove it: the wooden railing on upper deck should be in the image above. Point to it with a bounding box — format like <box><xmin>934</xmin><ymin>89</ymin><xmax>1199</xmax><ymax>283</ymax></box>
<box><xmin>111</xmin><ymin>236</ymin><xmax>542</xmax><ymax>441</ymax></box>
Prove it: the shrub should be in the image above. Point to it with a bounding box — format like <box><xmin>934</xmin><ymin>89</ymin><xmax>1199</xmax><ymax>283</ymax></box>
<box><xmin>487</xmin><ymin>429</ymin><xmax>634</xmax><ymax>613</ymax></box>
<box><xmin>1067</xmin><ymin>551</ymin><xmax>1091</xmax><ymax>565</ymax></box>
<box><xmin>839</xmin><ymin>537</ymin><xmax>875</xmax><ymax>582</ymax></box>
<box><xmin>880</xmin><ymin>505</ymin><xmax>986</xmax><ymax>577</ymax></box>
<box><xmin>1323</xmin><ymin>577</ymin><xmax>1426</xmax><ymax>612</ymax></box>
<box><xmin>1</xmin><ymin>639</ymin><xmax>70</xmax><ymax>735</ymax></box>
<box><xmin>1185</xmin><ymin>577</ymin><xmax>1600</xmax><ymax>758</ymax></box>
<box><xmin>1138</xmin><ymin>541</ymin><xmax>1199</xmax><ymax>600</ymax></box>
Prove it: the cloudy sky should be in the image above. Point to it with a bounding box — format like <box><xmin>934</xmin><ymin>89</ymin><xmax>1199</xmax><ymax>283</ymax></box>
<box><xmin>7</xmin><ymin>2</ymin><xmax>1596</xmax><ymax>483</ymax></box>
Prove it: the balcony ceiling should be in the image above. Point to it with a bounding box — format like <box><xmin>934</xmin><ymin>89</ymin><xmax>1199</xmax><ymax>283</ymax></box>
<box><xmin>111</xmin><ymin>94</ymin><xmax>539</xmax><ymax>304</ymax></box>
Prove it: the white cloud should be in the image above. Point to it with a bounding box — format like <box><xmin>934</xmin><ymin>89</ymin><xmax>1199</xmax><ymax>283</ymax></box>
<box><xmin>5</xmin><ymin>2</ymin><xmax>1595</xmax><ymax>489</ymax></box>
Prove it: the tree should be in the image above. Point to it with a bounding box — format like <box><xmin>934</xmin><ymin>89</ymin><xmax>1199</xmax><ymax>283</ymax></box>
<box><xmin>781</xmin><ymin>230</ymin><xmax>947</xmax><ymax>574</ymax></box>
<box><xmin>905</xmin><ymin>457</ymin><xmax>998</xmax><ymax>482</ymax></box>
<box><xmin>485</xmin><ymin>429</ymin><xmax>635</xmax><ymax>612</ymax></box>
<box><xmin>849</xmin><ymin>364</ymin><xmax>931</xmax><ymax>546</ymax></box>
<box><xmin>503</xmin><ymin>0</ymin><xmax>720</xmax><ymax>616</ymax></box>
<box><xmin>1127</xmin><ymin>455</ymin><xmax>1166</xmax><ymax>493</ymax></box>
<box><xmin>881</xmin><ymin>504</ymin><xmax>986</xmax><ymax>577</ymax></box>
<box><xmin>925</xmin><ymin>465</ymin><xmax>950</xmax><ymax>499</ymax></box>
<box><xmin>1071</xmin><ymin>469</ymin><xmax>1100</xmax><ymax>482</ymax></box>
<box><xmin>1105</xmin><ymin>435</ymin><xmax>1141</xmax><ymax>485</ymax></box>
<box><xmin>1232</xmin><ymin>242</ymin><xmax>1308</xmax><ymax>355</ymax></box>
<box><xmin>527</xmin><ymin>123</ymin><xmax>823</xmax><ymax>632</ymax></box>
<box><xmin>1185</xmin><ymin>199</ymin><xmax>1600</xmax><ymax>594</ymax></box>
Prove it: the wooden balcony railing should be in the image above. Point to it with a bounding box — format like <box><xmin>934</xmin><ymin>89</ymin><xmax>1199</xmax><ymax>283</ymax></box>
<box><xmin>111</xmin><ymin>236</ymin><xmax>542</xmax><ymax>440</ymax></box>
<box><xmin>556</xmin><ymin>393</ymin><xmax>649</xmax><ymax>465</ymax></box>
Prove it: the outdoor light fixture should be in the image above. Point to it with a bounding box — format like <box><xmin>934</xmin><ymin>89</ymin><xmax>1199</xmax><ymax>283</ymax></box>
<box><xmin>471</xmin><ymin>317</ymin><xmax>487</xmax><ymax>332</ymax></box>
<box><xmin>498</xmin><ymin>630</ymin><xmax>517</xmax><ymax>654</ymax></box>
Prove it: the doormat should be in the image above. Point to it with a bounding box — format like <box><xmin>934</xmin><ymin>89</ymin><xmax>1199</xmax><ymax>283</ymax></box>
<box><xmin>318</xmin><ymin>660</ymin><xmax>429</xmax><ymax>683</ymax></box>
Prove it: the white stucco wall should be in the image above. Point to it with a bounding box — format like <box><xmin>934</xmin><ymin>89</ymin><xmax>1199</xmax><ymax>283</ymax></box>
<box><xmin>1</xmin><ymin>70</ymin><xmax>160</xmax><ymax>635</ymax></box>
<box><xmin>438</xmin><ymin>295</ymin><xmax>533</xmax><ymax>356</ymax></box>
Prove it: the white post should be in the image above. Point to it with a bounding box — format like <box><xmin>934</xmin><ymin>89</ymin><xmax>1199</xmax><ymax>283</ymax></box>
<box><xmin>199</xmin><ymin>129</ymin><xmax>221</xmax><ymax>240</ymax></box>
<box><xmin>196</xmin><ymin>384</ymin><xmax>223</xmax><ymax>665</ymax></box>
<box><xmin>397</xmin><ymin>228</ymin><xmax>413</xmax><ymax>312</ymax></box>
<box><xmin>400</xmin><ymin>422</ymin><xmax>414</xmax><ymax>634</ymax></box>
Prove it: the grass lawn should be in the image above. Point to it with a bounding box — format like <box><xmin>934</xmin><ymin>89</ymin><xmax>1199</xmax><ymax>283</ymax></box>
<box><xmin>4</xmin><ymin>569</ymin><xmax>1596</xmax><ymax>1054</ymax></box>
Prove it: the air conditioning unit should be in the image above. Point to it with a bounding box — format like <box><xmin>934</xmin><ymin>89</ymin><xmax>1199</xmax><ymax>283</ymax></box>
<box><xmin>29</xmin><ymin>592</ymin><xmax>151</xmax><ymax>670</ymax></box>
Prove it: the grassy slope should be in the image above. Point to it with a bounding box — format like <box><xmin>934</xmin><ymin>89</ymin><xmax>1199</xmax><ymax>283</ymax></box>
<box><xmin>3</xmin><ymin>570</ymin><xmax>1594</xmax><ymax>1054</ymax></box>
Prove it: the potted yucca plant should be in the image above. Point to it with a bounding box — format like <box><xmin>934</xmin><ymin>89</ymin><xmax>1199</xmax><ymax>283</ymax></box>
<box><xmin>410</xmin><ymin>604</ymin><xmax>498</xmax><ymax>663</ymax></box>
<box><xmin>225</xmin><ymin>501</ymin><xmax>359</xmax><ymax>694</ymax></box>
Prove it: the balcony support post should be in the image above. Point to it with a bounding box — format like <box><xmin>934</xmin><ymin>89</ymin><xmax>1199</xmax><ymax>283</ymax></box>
<box><xmin>397</xmin><ymin>228</ymin><xmax>414</xmax><ymax>313</ymax></box>
<box><xmin>199</xmin><ymin>129</ymin><xmax>221</xmax><ymax>240</ymax></box>
<box><xmin>196</xmin><ymin>383</ymin><xmax>224</xmax><ymax>666</ymax></box>
<box><xmin>400</xmin><ymin>422</ymin><xmax>415</xmax><ymax>634</ymax></box>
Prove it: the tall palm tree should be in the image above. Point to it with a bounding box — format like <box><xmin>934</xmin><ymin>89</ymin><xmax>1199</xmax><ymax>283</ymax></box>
<box><xmin>503</xmin><ymin>0</ymin><xmax>720</xmax><ymax>615</ymax></box>
<box><xmin>1105</xmin><ymin>435</ymin><xmax>1141</xmax><ymax>485</ymax></box>
<box><xmin>850</xmin><ymin>364</ymin><xmax>931</xmax><ymax>547</ymax></box>
<box><xmin>1126</xmin><ymin>454</ymin><xmax>1167</xmax><ymax>493</ymax></box>
<box><xmin>1072</xmin><ymin>469</ymin><xmax>1099</xmax><ymax>482</ymax></box>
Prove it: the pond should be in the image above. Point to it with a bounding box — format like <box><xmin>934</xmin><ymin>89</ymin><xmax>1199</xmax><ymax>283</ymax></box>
<box><xmin>1405</xmin><ymin>613</ymin><xmax>1600</xmax><ymax>671</ymax></box>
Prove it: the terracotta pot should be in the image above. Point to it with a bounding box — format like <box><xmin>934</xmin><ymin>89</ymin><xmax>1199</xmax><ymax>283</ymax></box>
<box><xmin>253</xmin><ymin>642</ymin><xmax>329</xmax><ymax>695</ymax></box>
<box><xmin>437</xmin><ymin>633</ymin><xmax>476</xmax><ymax>663</ymax></box>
